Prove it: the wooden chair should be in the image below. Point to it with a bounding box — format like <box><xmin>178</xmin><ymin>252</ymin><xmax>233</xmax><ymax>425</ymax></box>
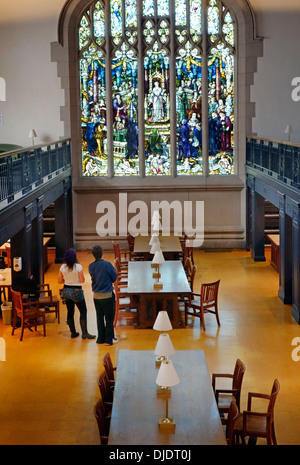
<box><xmin>114</xmin><ymin>258</ymin><xmax>128</xmax><ymax>285</ymax></box>
<box><xmin>225</xmin><ymin>400</ymin><xmax>239</xmax><ymax>445</ymax></box>
<box><xmin>11</xmin><ymin>289</ymin><xmax>46</xmax><ymax>341</ymax></box>
<box><xmin>102</xmin><ymin>352</ymin><xmax>117</xmax><ymax>387</ymax></box>
<box><xmin>113</xmin><ymin>280</ymin><xmax>138</xmax><ymax>327</ymax></box>
<box><xmin>234</xmin><ymin>379</ymin><xmax>280</xmax><ymax>445</ymax></box>
<box><xmin>184</xmin><ymin>257</ymin><xmax>197</xmax><ymax>292</ymax></box>
<box><xmin>37</xmin><ymin>284</ymin><xmax>60</xmax><ymax>323</ymax></box>
<box><xmin>112</xmin><ymin>241</ymin><xmax>130</xmax><ymax>269</ymax></box>
<box><xmin>184</xmin><ymin>279</ymin><xmax>220</xmax><ymax>331</ymax></box>
<box><xmin>127</xmin><ymin>234</ymin><xmax>144</xmax><ymax>261</ymax></box>
<box><xmin>5</xmin><ymin>246</ymin><xmax>11</xmax><ymax>267</ymax></box>
<box><xmin>97</xmin><ymin>370</ymin><xmax>114</xmax><ymax>417</ymax></box>
<box><xmin>212</xmin><ymin>359</ymin><xmax>246</xmax><ymax>424</ymax></box>
<box><xmin>93</xmin><ymin>399</ymin><xmax>110</xmax><ymax>445</ymax></box>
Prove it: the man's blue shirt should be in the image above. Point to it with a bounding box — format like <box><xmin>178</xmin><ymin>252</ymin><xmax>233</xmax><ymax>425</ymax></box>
<box><xmin>88</xmin><ymin>259</ymin><xmax>117</xmax><ymax>293</ymax></box>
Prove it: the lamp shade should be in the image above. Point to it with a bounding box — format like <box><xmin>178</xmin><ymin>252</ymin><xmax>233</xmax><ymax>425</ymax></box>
<box><xmin>150</xmin><ymin>241</ymin><xmax>161</xmax><ymax>255</ymax></box>
<box><xmin>149</xmin><ymin>235</ymin><xmax>160</xmax><ymax>246</ymax></box>
<box><xmin>152</xmin><ymin>249</ymin><xmax>165</xmax><ymax>265</ymax></box>
<box><xmin>151</xmin><ymin>210</ymin><xmax>160</xmax><ymax>223</ymax></box>
<box><xmin>28</xmin><ymin>129</ymin><xmax>37</xmax><ymax>138</ymax></box>
<box><xmin>285</xmin><ymin>124</ymin><xmax>291</xmax><ymax>134</ymax></box>
<box><xmin>153</xmin><ymin>311</ymin><xmax>172</xmax><ymax>331</ymax></box>
<box><xmin>156</xmin><ymin>360</ymin><xmax>180</xmax><ymax>388</ymax></box>
<box><xmin>155</xmin><ymin>333</ymin><xmax>175</xmax><ymax>357</ymax></box>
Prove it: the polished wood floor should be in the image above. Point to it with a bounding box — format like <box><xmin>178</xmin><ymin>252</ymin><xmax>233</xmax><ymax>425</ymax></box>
<box><xmin>0</xmin><ymin>248</ymin><xmax>299</xmax><ymax>445</ymax></box>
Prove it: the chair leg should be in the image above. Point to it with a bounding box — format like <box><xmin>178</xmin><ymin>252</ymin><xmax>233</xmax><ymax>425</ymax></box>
<box><xmin>42</xmin><ymin>315</ymin><xmax>46</xmax><ymax>337</ymax></box>
<box><xmin>271</xmin><ymin>423</ymin><xmax>277</xmax><ymax>445</ymax></box>
<box><xmin>113</xmin><ymin>305</ymin><xmax>119</xmax><ymax>327</ymax></box>
<box><xmin>20</xmin><ymin>319</ymin><xmax>25</xmax><ymax>341</ymax></box>
<box><xmin>215</xmin><ymin>304</ymin><xmax>221</xmax><ymax>326</ymax></box>
<box><xmin>200</xmin><ymin>307</ymin><xmax>206</xmax><ymax>331</ymax></box>
<box><xmin>56</xmin><ymin>304</ymin><xmax>60</xmax><ymax>324</ymax></box>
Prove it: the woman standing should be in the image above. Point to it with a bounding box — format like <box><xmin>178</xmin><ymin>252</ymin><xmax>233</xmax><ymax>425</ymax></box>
<box><xmin>58</xmin><ymin>248</ymin><xmax>95</xmax><ymax>340</ymax></box>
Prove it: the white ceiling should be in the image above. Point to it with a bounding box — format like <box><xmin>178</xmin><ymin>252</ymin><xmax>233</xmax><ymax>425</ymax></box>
<box><xmin>0</xmin><ymin>0</ymin><xmax>299</xmax><ymax>24</ymax></box>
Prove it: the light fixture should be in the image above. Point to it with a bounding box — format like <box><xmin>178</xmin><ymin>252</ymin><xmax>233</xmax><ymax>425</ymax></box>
<box><xmin>285</xmin><ymin>124</ymin><xmax>291</xmax><ymax>142</ymax></box>
<box><xmin>153</xmin><ymin>310</ymin><xmax>172</xmax><ymax>332</ymax></box>
<box><xmin>29</xmin><ymin>129</ymin><xmax>37</xmax><ymax>146</ymax></box>
<box><xmin>149</xmin><ymin>235</ymin><xmax>160</xmax><ymax>246</ymax></box>
<box><xmin>152</xmin><ymin>249</ymin><xmax>165</xmax><ymax>288</ymax></box>
<box><xmin>154</xmin><ymin>332</ymin><xmax>175</xmax><ymax>368</ymax></box>
<box><xmin>156</xmin><ymin>360</ymin><xmax>180</xmax><ymax>433</ymax></box>
<box><xmin>150</xmin><ymin>241</ymin><xmax>161</xmax><ymax>256</ymax></box>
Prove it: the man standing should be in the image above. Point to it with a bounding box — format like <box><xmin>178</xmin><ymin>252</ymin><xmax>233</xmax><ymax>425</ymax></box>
<box><xmin>89</xmin><ymin>245</ymin><xmax>117</xmax><ymax>346</ymax></box>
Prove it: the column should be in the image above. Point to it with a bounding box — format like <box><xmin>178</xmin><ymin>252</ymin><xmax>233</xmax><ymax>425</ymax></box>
<box><xmin>55</xmin><ymin>182</ymin><xmax>73</xmax><ymax>263</ymax></box>
<box><xmin>10</xmin><ymin>203</ymin><xmax>33</xmax><ymax>290</ymax></box>
<box><xmin>292</xmin><ymin>201</ymin><xmax>300</xmax><ymax>324</ymax></box>
<box><xmin>250</xmin><ymin>189</ymin><xmax>266</xmax><ymax>262</ymax></box>
<box><xmin>278</xmin><ymin>193</ymin><xmax>292</xmax><ymax>304</ymax></box>
<box><xmin>31</xmin><ymin>196</ymin><xmax>45</xmax><ymax>285</ymax></box>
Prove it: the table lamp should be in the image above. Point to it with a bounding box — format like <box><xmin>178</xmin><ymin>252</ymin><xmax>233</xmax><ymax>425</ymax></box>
<box><xmin>29</xmin><ymin>129</ymin><xmax>37</xmax><ymax>146</ymax></box>
<box><xmin>149</xmin><ymin>235</ymin><xmax>160</xmax><ymax>246</ymax></box>
<box><xmin>155</xmin><ymin>332</ymin><xmax>175</xmax><ymax>368</ymax></box>
<box><xmin>153</xmin><ymin>310</ymin><xmax>172</xmax><ymax>332</ymax></box>
<box><xmin>150</xmin><ymin>241</ymin><xmax>161</xmax><ymax>256</ymax></box>
<box><xmin>156</xmin><ymin>360</ymin><xmax>180</xmax><ymax>432</ymax></box>
<box><xmin>152</xmin><ymin>249</ymin><xmax>165</xmax><ymax>288</ymax></box>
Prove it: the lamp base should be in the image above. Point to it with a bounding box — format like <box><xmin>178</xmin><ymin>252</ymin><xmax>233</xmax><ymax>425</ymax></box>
<box><xmin>154</xmin><ymin>281</ymin><xmax>163</xmax><ymax>290</ymax></box>
<box><xmin>158</xmin><ymin>417</ymin><xmax>175</xmax><ymax>433</ymax></box>
<box><xmin>155</xmin><ymin>355</ymin><xmax>168</xmax><ymax>368</ymax></box>
<box><xmin>152</xmin><ymin>272</ymin><xmax>161</xmax><ymax>279</ymax></box>
<box><xmin>151</xmin><ymin>263</ymin><xmax>157</xmax><ymax>268</ymax></box>
<box><xmin>157</xmin><ymin>386</ymin><xmax>171</xmax><ymax>398</ymax></box>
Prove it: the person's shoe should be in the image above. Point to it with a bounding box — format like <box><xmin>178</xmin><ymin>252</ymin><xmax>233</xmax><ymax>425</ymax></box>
<box><xmin>82</xmin><ymin>333</ymin><xmax>96</xmax><ymax>340</ymax></box>
<box><xmin>104</xmin><ymin>342</ymin><xmax>112</xmax><ymax>346</ymax></box>
<box><xmin>71</xmin><ymin>332</ymin><xmax>79</xmax><ymax>338</ymax></box>
<box><xmin>113</xmin><ymin>338</ymin><xmax>118</xmax><ymax>344</ymax></box>
<box><xmin>96</xmin><ymin>339</ymin><xmax>104</xmax><ymax>344</ymax></box>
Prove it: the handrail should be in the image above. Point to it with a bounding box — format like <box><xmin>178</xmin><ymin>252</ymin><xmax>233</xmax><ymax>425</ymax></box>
<box><xmin>246</xmin><ymin>136</ymin><xmax>300</xmax><ymax>189</ymax></box>
<box><xmin>246</xmin><ymin>135</ymin><xmax>300</xmax><ymax>149</ymax></box>
<box><xmin>0</xmin><ymin>138</ymin><xmax>71</xmax><ymax>159</ymax></box>
<box><xmin>0</xmin><ymin>138</ymin><xmax>72</xmax><ymax>208</ymax></box>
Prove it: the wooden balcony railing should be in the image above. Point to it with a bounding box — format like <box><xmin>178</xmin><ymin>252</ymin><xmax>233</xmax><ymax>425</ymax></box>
<box><xmin>246</xmin><ymin>136</ymin><xmax>300</xmax><ymax>190</ymax></box>
<box><xmin>0</xmin><ymin>138</ymin><xmax>71</xmax><ymax>208</ymax></box>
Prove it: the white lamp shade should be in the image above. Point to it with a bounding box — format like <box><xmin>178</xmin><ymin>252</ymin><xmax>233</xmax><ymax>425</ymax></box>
<box><xmin>285</xmin><ymin>125</ymin><xmax>291</xmax><ymax>134</ymax></box>
<box><xmin>149</xmin><ymin>235</ymin><xmax>160</xmax><ymax>246</ymax></box>
<box><xmin>150</xmin><ymin>241</ymin><xmax>161</xmax><ymax>255</ymax></box>
<box><xmin>153</xmin><ymin>311</ymin><xmax>173</xmax><ymax>331</ymax></box>
<box><xmin>29</xmin><ymin>129</ymin><xmax>37</xmax><ymax>138</ymax></box>
<box><xmin>151</xmin><ymin>210</ymin><xmax>160</xmax><ymax>222</ymax></box>
<box><xmin>155</xmin><ymin>333</ymin><xmax>175</xmax><ymax>356</ymax></box>
<box><xmin>156</xmin><ymin>360</ymin><xmax>180</xmax><ymax>388</ymax></box>
<box><xmin>152</xmin><ymin>249</ymin><xmax>165</xmax><ymax>265</ymax></box>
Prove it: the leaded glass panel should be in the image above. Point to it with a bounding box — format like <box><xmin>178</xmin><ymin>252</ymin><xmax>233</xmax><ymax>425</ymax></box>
<box><xmin>144</xmin><ymin>43</ymin><xmax>171</xmax><ymax>175</ymax></box>
<box><xmin>208</xmin><ymin>42</ymin><xmax>234</xmax><ymax>174</ymax></box>
<box><xmin>176</xmin><ymin>43</ymin><xmax>203</xmax><ymax>175</ymax></box>
<box><xmin>80</xmin><ymin>44</ymin><xmax>108</xmax><ymax>176</ymax></box>
<box><xmin>112</xmin><ymin>44</ymin><xmax>139</xmax><ymax>176</ymax></box>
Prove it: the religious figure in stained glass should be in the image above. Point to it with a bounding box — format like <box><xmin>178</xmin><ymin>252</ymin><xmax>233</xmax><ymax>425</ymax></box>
<box><xmin>176</xmin><ymin>42</ymin><xmax>203</xmax><ymax>175</ymax></box>
<box><xmin>144</xmin><ymin>42</ymin><xmax>171</xmax><ymax>176</ymax></box>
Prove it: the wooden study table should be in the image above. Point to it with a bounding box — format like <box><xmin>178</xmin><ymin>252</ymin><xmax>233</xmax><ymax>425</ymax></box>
<box><xmin>126</xmin><ymin>260</ymin><xmax>191</xmax><ymax>328</ymax></box>
<box><xmin>108</xmin><ymin>350</ymin><xmax>227</xmax><ymax>445</ymax></box>
<box><xmin>134</xmin><ymin>235</ymin><xmax>182</xmax><ymax>260</ymax></box>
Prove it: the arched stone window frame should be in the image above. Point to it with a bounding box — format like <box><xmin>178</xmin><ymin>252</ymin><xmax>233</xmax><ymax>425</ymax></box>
<box><xmin>53</xmin><ymin>0</ymin><xmax>262</xmax><ymax>190</ymax></box>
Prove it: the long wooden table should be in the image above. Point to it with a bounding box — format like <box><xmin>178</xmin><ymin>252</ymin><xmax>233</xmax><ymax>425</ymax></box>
<box><xmin>126</xmin><ymin>260</ymin><xmax>191</xmax><ymax>328</ymax></box>
<box><xmin>134</xmin><ymin>235</ymin><xmax>182</xmax><ymax>260</ymax></box>
<box><xmin>108</xmin><ymin>350</ymin><xmax>227</xmax><ymax>445</ymax></box>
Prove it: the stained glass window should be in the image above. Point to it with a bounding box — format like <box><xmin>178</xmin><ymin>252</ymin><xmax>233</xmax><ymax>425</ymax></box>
<box><xmin>79</xmin><ymin>0</ymin><xmax>236</xmax><ymax>178</ymax></box>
